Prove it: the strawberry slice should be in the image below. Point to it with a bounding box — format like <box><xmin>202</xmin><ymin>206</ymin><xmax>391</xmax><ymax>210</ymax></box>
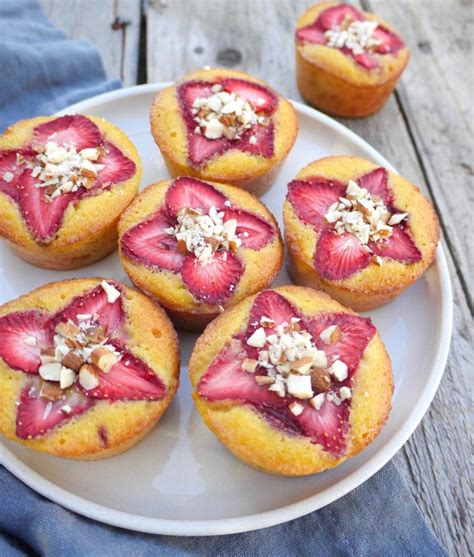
<box><xmin>181</xmin><ymin>251</ymin><xmax>243</xmax><ymax>305</ymax></box>
<box><xmin>33</xmin><ymin>115</ymin><xmax>101</xmax><ymax>151</ymax></box>
<box><xmin>55</xmin><ymin>283</ymin><xmax>124</xmax><ymax>336</ymax></box>
<box><xmin>317</xmin><ymin>4</ymin><xmax>364</xmax><ymax>29</ymax></box>
<box><xmin>296</xmin><ymin>399</ymin><xmax>350</xmax><ymax>456</ymax></box>
<box><xmin>16</xmin><ymin>378</ymin><xmax>93</xmax><ymax>439</ymax></box>
<box><xmin>165</xmin><ymin>177</ymin><xmax>226</xmax><ymax>218</ymax></box>
<box><xmin>221</xmin><ymin>78</ymin><xmax>278</xmax><ymax>113</ymax></box>
<box><xmin>357</xmin><ymin>167</ymin><xmax>393</xmax><ymax>207</ymax></box>
<box><xmin>18</xmin><ymin>170</ymin><xmax>73</xmax><ymax>243</ymax></box>
<box><xmin>0</xmin><ymin>149</ymin><xmax>35</xmax><ymax>201</ymax></box>
<box><xmin>0</xmin><ymin>310</ymin><xmax>53</xmax><ymax>374</ymax></box>
<box><xmin>371</xmin><ymin>225</ymin><xmax>422</xmax><ymax>263</ymax></box>
<box><xmin>346</xmin><ymin>48</ymin><xmax>378</xmax><ymax>70</ymax></box>
<box><xmin>121</xmin><ymin>210</ymin><xmax>184</xmax><ymax>272</ymax></box>
<box><xmin>247</xmin><ymin>290</ymin><xmax>299</xmax><ymax>334</ymax></box>
<box><xmin>80</xmin><ymin>343</ymin><xmax>165</xmax><ymax>401</ymax></box>
<box><xmin>287</xmin><ymin>178</ymin><xmax>346</xmax><ymax>229</ymax></box>
<box><xmin>307</xmin><ymin>313</ymin><xmax>376</xmax><ymax>378</ymax></box>
<box><xmin>373</xmin><ymin>25</ymin><xmax>405</xmax><ymax>54</ymax></box>
<box><xmin>295</xmin><ymin>25</ymin><xmax>325</xmax><ymax>44</ymax></box>
<box><xmin>177</xmin><ymin>80</ymin><xmax>214</xmax><ymax>114</ymax></box>
<box><xmin>238</xmin><ymin>123</ymin><xmax>274</xmax><ymax>158</ymax></box>
<box><xmin>188</xmin><ymin>133</ymin><xmax>230</xmax><ymax>166</ymax></box>
<box><xmin>198</xmin><ymin>342</ymin><xmax>284</xmax><ymax>406</ymax></box>
<box><xmin>94</xmin><ymin>141</ymin><xmax>136</xmax><ymax>188</ymax></box>
<box><xmin>223</xmin><ymin>208</ymin><xmax>274</xmax><ymax>249</ymax></box>
<box><xmin>316</xmin><ymin>230</ymin><xmax>371</xmax><ymax>280</ymax></box>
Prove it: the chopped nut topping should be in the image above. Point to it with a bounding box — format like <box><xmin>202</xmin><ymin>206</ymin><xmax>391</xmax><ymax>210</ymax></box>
<box><xmin>19</xmin><ymin>141</ymin><xmax>105</xmax><ymax>200</ymax></box>
<box><xmin>245</xmin><ymin>315</ymin><xmax>352</xmax><ymax>413</ymax></box>
<box><xmin>78</xmin><ymin>364</ymin><xmax>99</xmax><ymax>390</ymax></box>
<box><xmin>310</xmin><ymin>368</ymin><xmax>332</xmax><ymax>393</ymax></box>
<box><xmin>191</xmin><ymin>87</ymin><xmax>266</xmax><ymax>140</ymax></box>
<box><xmin>289</xmin><ymin>401</ymin><xmax>304</xmax><ymax>416</ymax></box>
<box><xmin>40</xmin><ymin>381</ymin><xmax>63</xmax><ymax>401</ymax></box>
<box><xmin>339</xmin><ymin>386</ymin><xmax>352</xmax><ymax>400</ymax></box>
<box><xmin>100</xmin><ymin>280</ymin><xmax>121</xmax><ymax>304</ymax></box>
<box><xmin>324</xmin><ymin>19</ymin><xmax>381</xmax><ymax>55</ymax></box>
<box><xmin>166</xmin><ymin>206</ymin><xmax>241</xmax><ymax>264</ymax></box>
<box><xmin>324</xmin><ymin>180</ymin><xmax>409</xmax><ymax>264</ymax></box>
<box><xmin>36</xmin><ymin>313</ymin><xmax>120</xmax><ymax>398</ymax></box>
<box><xmin>319</xmin><ymin>325</ymin><xmax>341</xmax><ymax>345</ymax></box>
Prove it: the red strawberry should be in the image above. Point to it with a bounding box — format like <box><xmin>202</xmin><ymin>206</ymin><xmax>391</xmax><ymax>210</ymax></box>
<box><xmin>0</xmin><ymin>149</ymin><xmax>35</xmax><ymax>201</ymax></box>
<box><xmin>295</xmin><ymin>25</ymin><xmax>325</xmax><ymax>44</ymax></box>
<box><xmin>18</xmin><ymin>170</ymin><xmax>73</xmax><ymax>243</ymax></box>
<box><xmin>287</xmin><ymin>178</ymin><xmax>346</xmax><ymax>229</ymax></box>
<box><xmin>182</xmin><ymin>251</ymin><xmax>243</xmax><ymax>305</ymax></box>
<box><xmin>318</xmin><ymin>4</ymin><xmax>363</xmax><ymax>29</ymax></box>
<box><xmin>95</xmin><ymin>141</ymin><xmax>136</xmax><ymax>188</ymax></box>
<box><xmin>0</xmin><ymin>310</ymin><xmax>53</xmax><ymax>374</ymax></box>
<box><xmin>315</xmin><ymin>230</ymin><xmax>371</xmax><ymax>280</ymax></box>
<box><xmin>120</xmin><ymin>210</ymin><xmax>184</xmax><ymax>272</ymax></box>
<box><xmin>247</xmin><ymin>290</ymin><xmax>298</xmax><ymax>334</ymax></box>
<box><xmin>373</xmin><ymin>26</ymin><xmax>405</xmax><ymax>54</ymax></box>
<box><xmin>16</xmin><ymin>378</ymin><xmax>93</xmax><ymax>439</ymax></box>
<box><xmin>221</xmin><ymin>78</ymin><xmax>278</xmax><ymax>114</ymax></box>
<box><xmin>33</xmin><ymin>115</ymin><xmax>101</xmax><ymax>151</ymax></box>
<box><xmin>80</xmin><ymin>343</ymin><xmax>165</xmax><ymax>401</ymax></box>
<box><xmin>187</xmin><ymin>133</ymin><xmax>230</xmax><ymax>166</ymax></box>
<box><xmin>177</xmin><ymin>80</ymin><xmax>214</xmax><ymax>113</ymax></box>
<box><xmin>296</xmin><ymin>399</ymin><xmax>349</xmax><ymax>456</ymax></box>
<box><xmin>307</xmin><ymin>313</ymin><xmax>376</xmax><ymax>378</ymax></box>
<box><xmin>55</xmin><ymin>283</ymin><xmax>124</xmax><ymax>336</ymax></box>
<box><xmin>371</xmin><ymin>225</ymin><xmax>422</xmax><ymax>263</ymax></box>
<box><xmin>357</xmin><ymin>168</ymin><xmax>393</xmax><ymax>207</ymax></box>
<box><xmin>238</xmin><ymin>122</ymin><xmax>274</xmax><ymax>158</ymax></box>
<box><xmin>198</xmin><ymin>342</ymin><xmax>284</xmax><ymax>406</ymax></box>
<box><xmin>166</xmin><ymin>177</ymin><xmax>226</xmax><ymax>218</ymax></box>
<box><xmin>223</xmin><ymin>208</ymin><xmax>274</xmax><ymax>249</ymax></box>
<box><xmin>347</xmin><ymin>49</ymin><xmax>378</xmax><ymax>70</ymax></box>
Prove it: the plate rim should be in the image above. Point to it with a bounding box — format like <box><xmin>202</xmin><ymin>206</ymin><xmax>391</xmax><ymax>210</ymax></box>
<box><xmin>0</xmin><ymin>83</ymin><xmax>453</xmax><ymax>536</ymax></box>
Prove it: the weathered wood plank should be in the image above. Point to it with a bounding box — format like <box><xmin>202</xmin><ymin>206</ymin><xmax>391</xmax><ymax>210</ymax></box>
<box><xmin>364</xmin><ymin>0</ymin><xmax>473</xmax><ymax>311</ymax></box>
<box><xmin>146</xmin><ymin>1</ymin><xmax>471</xmax><ymax>553</ymax></box>
<box><xmin>39</xmin><ymin>0</ymin><xmax>141</xmax><ymax>86</ymax></box>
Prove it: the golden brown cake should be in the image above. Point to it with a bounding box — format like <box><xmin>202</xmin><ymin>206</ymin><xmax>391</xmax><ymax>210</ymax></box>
<box><xmin>118</xmin><ymin>176</ymin><xmax>284</xmax><ymax>331</ymax></box>
<box><xmin>190</xmin><ymin>286</ymin><xmax>392</xmax><ymax>476</ymax></box>
<box><xmin>295</xmin><ymin>2</ymin><xmax>409</xmax><ymax>117</ymax></box>
<box><xmin>0</xmin><ymin>278</ymin><xmax>179</xmax><ymax>459</ymax></box>
<box><xmin>150</xmin><ymin>67</ymin><xmax>298</xmax><ymax>196</ymax></box>
<box><xmin>0</xmin><ymin>114</ymin><xmax>142</xmax><ymax>269</ymax></box>
<box><xmin>284</xmin><ymin>156</ymin><xmax>439</xmax><ymax>311</ymax></box>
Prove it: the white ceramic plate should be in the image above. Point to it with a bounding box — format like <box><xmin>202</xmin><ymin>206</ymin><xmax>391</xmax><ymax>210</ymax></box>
<box><xmin>0</xmin><ymin>84</ymin><xmax>452</xmax><ymax>536</ymax></box>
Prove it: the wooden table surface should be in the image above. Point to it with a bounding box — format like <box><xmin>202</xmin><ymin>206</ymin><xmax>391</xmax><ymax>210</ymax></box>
<box><xmin>40</xmin><ymin>0</ymin><xmax>472</xmax><ymax>554</ymax></box>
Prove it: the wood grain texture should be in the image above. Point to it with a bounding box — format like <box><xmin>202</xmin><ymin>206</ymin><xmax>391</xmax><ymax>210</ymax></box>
<box><xmin>39</xmin><ymin>0</ymin><xmax>141</xmax><ymax>85</ymax></box>
<box><xmin>36</xmin><ymin>0</ymin><xmax>473</xmax><ymax>553</ymax></box>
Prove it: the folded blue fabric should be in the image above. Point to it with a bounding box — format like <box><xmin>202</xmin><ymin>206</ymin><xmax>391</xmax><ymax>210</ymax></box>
<box><xmin>0</xmin><ymin>2</ymin><xmax>446</xmax><ymax>556</ymax></box>
<box><xmin>0</xmin><ymin>0</ymin><xmax>120</xmax><ymax>132</ymax></box>
<box><xmin>0</xmin><ymin>462</ymin><xmax>445</xmax><ymax>557</ymax></box>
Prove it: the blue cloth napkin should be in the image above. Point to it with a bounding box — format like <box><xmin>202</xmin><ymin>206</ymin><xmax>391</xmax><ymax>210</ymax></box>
<box><xmin>0</xmin><ymin>2</ymin><xmax>447</xmax><ymax>555</ymax></box>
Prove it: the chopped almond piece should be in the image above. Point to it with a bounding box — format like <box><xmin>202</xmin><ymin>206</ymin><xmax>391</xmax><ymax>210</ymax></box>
<box><xmin>255</xmin><ymin>375</ymin><xmax>274</xmax><ymax>385</ymax></box>
<box><xmin>40</xmin><ymin>347</ymin><xmax>56</xmax><ymax>364</ymax></box>
<box><xmin>176</xmin><ymin>239</ymin><xmax>188</xmax><ymax>255</ymax></box>
<box><xmin>242</xmin><ymin>358</ymin><xmax>258</xmax><ymax>373</ymax></box>
<box><xmin>83</xmin><ymin>326</ymin><xmax>105</xmax><ymax>343</ymax></box>
<box><xmin>40</xmin><ymin>381</ymin><xmax>63</xmax><ymax>401</ymax></box>
<box><xmin>310</xmin><ymin>369</ymin><xmax>332</xmax><ymax>393</ymax></box>
<box><xmin>55</xmin><ymin>321</ymin><xmax>80</xmax><ymax>339</ymax></box>
<box><xmin>291</xmin><ymin>355</ymin><xmax>314</xmax><ymax>374</ymax></box>
<box><xmin>90</xmin><ymin>347</ymin><xmax>118</xmax><ymax>373</ymax></box>
<box><xmin>78</xmin><ymin>364</ymin><xmax>100</xmax><ymax>390</ymax></box>
<box><xmin>61</xmin><ymin>351</ymin><xmax>83</xmax><ymax>372</ymax></box>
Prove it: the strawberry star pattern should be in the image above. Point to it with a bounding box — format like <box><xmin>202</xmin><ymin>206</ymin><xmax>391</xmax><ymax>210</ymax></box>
<box><xmin>287</xmin><ymin>167</ymin><xmax>422</xmax><ymax>280</ymax></box>
<box><xmin>177</xmin><ymin>78</ymin><xmax>278</xmax><ymax>166</ymax></box>
<box><xmin>0</xmin><ymin>115</ymin><xmax>136</xmax><ymax>243</ymax></box>
<box><xmin>295</xmin><ymin>3</ymin><xmax>404</xmax><ymax>70</ymax></box>
<box><xmin>120</xmin><ymin>177</ymin><xmax>276</xmax><ymax>305</ymax></box>
<box><xmin>0</xmin><ymin>283</ymin><xmax>166</xmax><ymax>439</ymax></box>
<box><xmin>197</xmin><ymin>290</ymin><xmax>377</xmax><ymax>456</ymax></box>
